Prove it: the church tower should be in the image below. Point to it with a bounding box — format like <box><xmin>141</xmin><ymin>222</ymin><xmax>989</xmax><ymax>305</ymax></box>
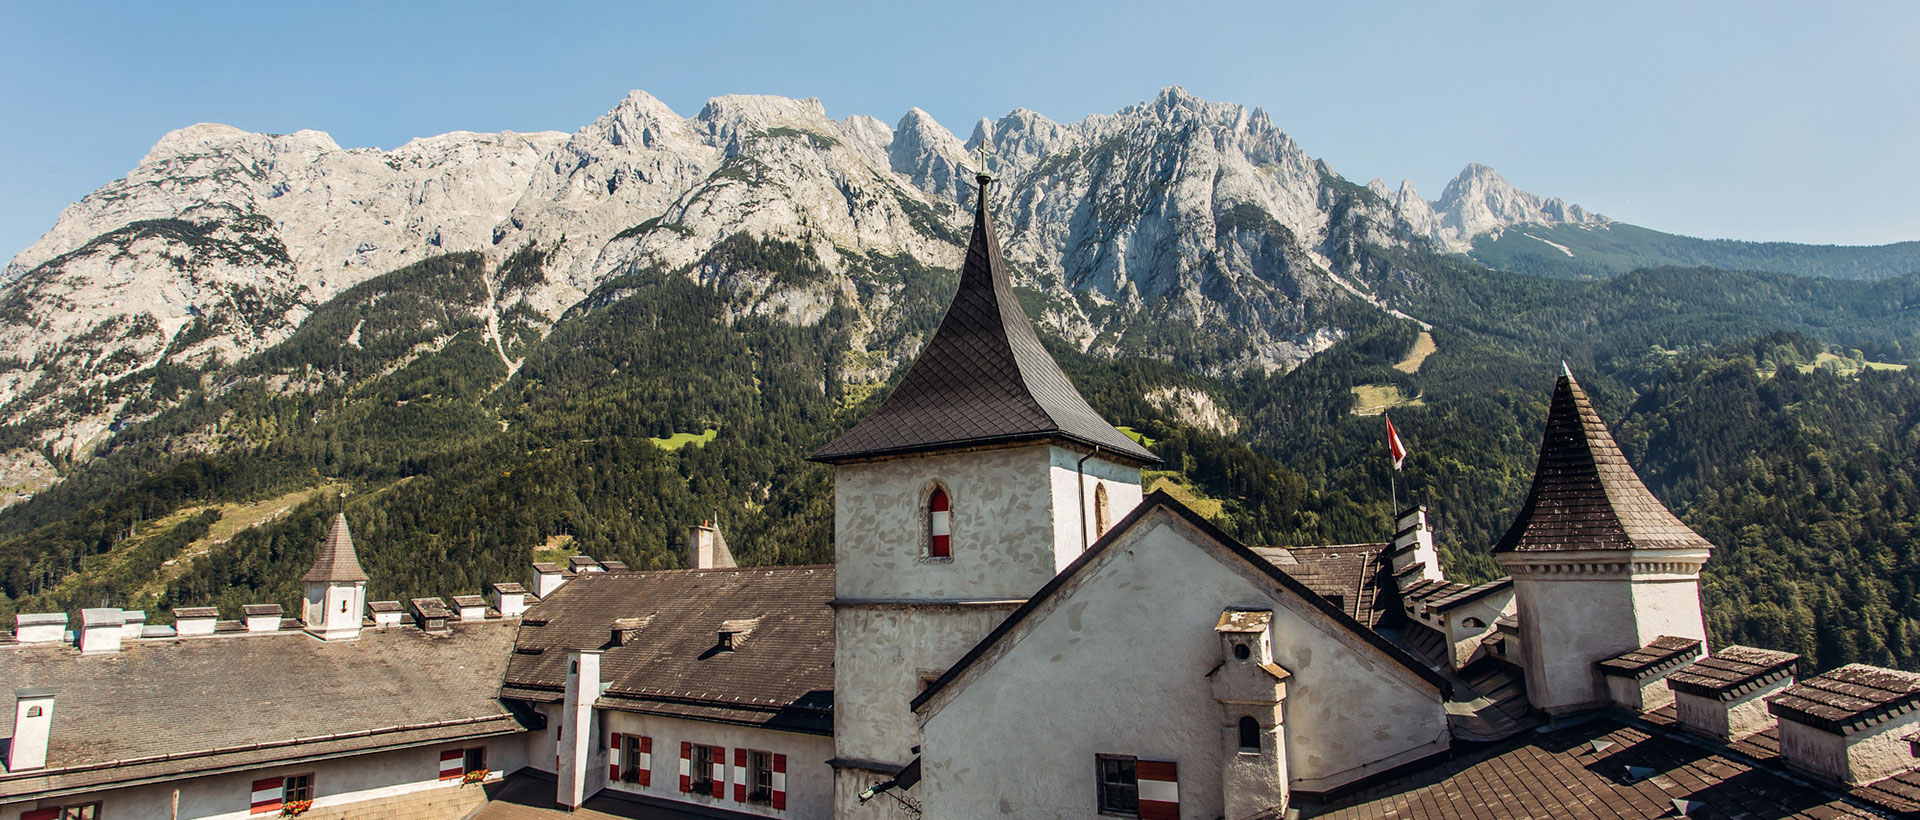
<box><xmin>811</xmin><ymin>173</ymin><xmax>1157</xmax><ymax>816</ymax></box>
<box><xmin>1494</xmin><ymin>369</ymin><xmax>1712</xmax><ymax>716</ymax></box>
<box><xmin>302</xmin><ymin>512</ymin><xmax>369</xmax><ymax>641</ymax></box>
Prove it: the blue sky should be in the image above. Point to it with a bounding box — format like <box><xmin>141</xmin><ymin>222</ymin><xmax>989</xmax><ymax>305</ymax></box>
<box><xmin>3</xmin><ymin>0</ymin><xmax>1916</xmax><ymax>263</ymax></box>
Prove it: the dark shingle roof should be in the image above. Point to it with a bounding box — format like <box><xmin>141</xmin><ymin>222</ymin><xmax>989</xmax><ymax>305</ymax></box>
<box><xmin>301</xmin><ymin>512</ymin><xmax>369</xmax><ymax>583</ymax></box>
<box><xmin>1308</xmin><ymin>717</ymin><xmax>1886</xmax><ymax>818</ymax></box>
<box><xmin>0</xmin><ymin>621</ymin><xmax>524</xmax><ymax>796</ymax></box>
<box><xmin>1251</xmin><ymin>544</ymin><xmax>1393</xmax><ymax>629</ymax></box>
<box><xmin>808</xmin><ymin>175</ymin><xmax>1156</xmax><ymax>466</ymax></box>
<box><xmin>1666</xmin><ymin>645</ymin><xmax>1798</xmax><ymax>700</ymax></box>
<box><xmin>1598</xmin><ymin>636</ymin><xmax>1704</xmax><ymax>679</ymax></box>
<box><xmin>502</xmin><ymin>566</ymin><xmax>834</xmax><ymax>735</ymax></box>
<box><xmin>1494</xmin><ymin>372</ymin><xmax>1714</xmax><ymax>554</ymax></box>
<box><xmin>241</xmin><ymin>603</ymin><xmax>282</xmax><ymax>617</ymax></box>
<box><xmin>1768</xmin><ymin>664</ymin><xmax>1920</xmax><ymax>734</ymax></box>
<box><xmin>1428</xmin><ymin>578</ymin><xmax>1513</xmax><ymax>612</ymax></box>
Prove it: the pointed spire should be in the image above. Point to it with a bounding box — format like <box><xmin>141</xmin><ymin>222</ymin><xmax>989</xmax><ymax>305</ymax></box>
<box><xmin>809</xmin><ymin>174</ymin><xmax>1157</xmax><ymax>464</ymax></box>
<box><xmin>303</xmin><ymin>512</ymin><xmax>370</xmax><ymax>583</ymax></box>
<box><xmin>1493</xmin><ymin>370</ymin><xmax>1713</xmax><ymax>553</ymax></box>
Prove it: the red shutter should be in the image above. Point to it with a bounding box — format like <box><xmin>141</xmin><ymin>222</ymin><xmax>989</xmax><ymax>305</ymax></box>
<box><xmin>733</xmin><ymin>748</ymin><xmax>747</xmax><ymax>801</ymax></box>
<box><xmin>637</xmin><ymin>735</ymin><xmax>652</xmax><ymax>787</ymax></box>
<box><xmin>1136</xmin><ymin>759</ymin><xmax>1179</xmax><ymax>820</ymax></box>
<box><xmin>929</xmin><ymin>489</ymin><xmax>951</xmax><ymax>557</ymax></box>
<box><xmin>439</xmin><ymin>748</ymin><xmax>464</xmax><ymax>780</ymax></box>
<box><xmin>679</xmin><ymin>741</ymin><xmax>692</xmax><ymax>792</ymax></box>
<box><xmin>772</xmin><ymin>753</ymin><xmax>788</xmax><ymax>809</ymax></box>
<box><xmin>250</xmin><ymin>776</ymin><xmax>285</xmax><ymax>814</ymax></box>
<box><xmin>609</xmin><ymin>731</ymin><xmax>622</xmax><ymax>780</ymax></box>
<box><xmin>709</xmin><ymin>745</ymin><xmax>726</xmax><ymax>797</ymax></box>
<box><xmin>23</xmin><ymin>810</ymin><xmax>59</xmax><ymax>820</ymax></box>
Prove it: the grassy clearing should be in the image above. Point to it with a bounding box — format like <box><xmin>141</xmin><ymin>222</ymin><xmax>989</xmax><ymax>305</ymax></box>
<box><xmin>1116</xmin><ymin>426</ymin><xmax>1158</xmax><ymax>447</ymax></box>
<box><xmin>1143</xmin><ymin>470</ymin><xmax>1224</xmax><ymax>520</ymax></box>
<box><xmin>136</xmin><ymin>482</ymin><xmax>348</xmax><ymax>600</ymax></box>
<box><xmin>531</xmin><ymin>534</ymin><xmax>576</xmax><ymax>567</ymax></box>
<box><xmin>1349</xmin><ymin>384</ymin><xmax>1425</xmax><ymax>416</ymax></box>
<box><xmin>1794</xmin><ymin>352</ymin><xmax>1909</xmax><ymax>376</ymax></box>
<box><xmin>648</xmin><ymin>428</ymin><xmax>718</xmax><ymax>450</ymax></box>
<box><xmin>1393</xmin><ymin>331</ymin><xmax>1437</xmax><ymax>374</ymax></box>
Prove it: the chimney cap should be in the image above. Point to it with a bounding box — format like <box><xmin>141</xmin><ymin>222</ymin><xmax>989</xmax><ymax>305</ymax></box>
<box><xmin>242</xmin><ymin>604</ymin><xmax>283</xmax><ymax>617</ymax></box>
<box><xmin>492</xmin><ymin>582</ymin><xmax>528</xmax><ymax>595</ymax></box>
<box><xmin>172</xmin><ymin>607</ymin><xmax>218</xmax><ymax>619</ymax></box>
<box><xmin>367</xmin><ymin>600</ymin><xmax>404</xmax><ymax>613</ymax></box>
<box><xmin>1215</xmin><ymin>609</ymin><xmax>1273</xmax><ymax>634</ymax></box>
<box><xmin>14</xmin><ymin>686</ymin><xmax>55</xmax><ymax>699</ymax></box>
<box><xmin>599</xmin><ymin>560</ymin><xmax>631</xmax><ymax>572</ymax></box>
<box><xmin>80</xmin><ymin>608</ymin><xmax>126</xmax><ymax>627</ymax></box>
<box><xmin>15</xmin><ymin>613</ymin><xmax>67</xmax><ymax>626</ymax></box>
<box><xmin>532</xmin><ymin>562</ymin><xmax>564</xmax><ymax>574</ymax></box>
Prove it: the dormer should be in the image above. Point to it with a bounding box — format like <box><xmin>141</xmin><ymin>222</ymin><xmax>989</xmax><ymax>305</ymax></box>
<box><xmin>717</xmin><ymin>617</ymin><xmax>760</xmax><ymax>652</ymax></box>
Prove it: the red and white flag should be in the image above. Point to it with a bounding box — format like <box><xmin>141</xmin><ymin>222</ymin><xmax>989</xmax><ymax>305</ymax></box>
<box><xmin>1386</xmin><ymin>415</ymin><xmax>1408</xmax><ymax>470</ymax></box>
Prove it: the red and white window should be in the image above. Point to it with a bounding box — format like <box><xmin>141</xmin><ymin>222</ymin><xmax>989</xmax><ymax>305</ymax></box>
<box><xmin>927</xmin><ymin>487</ymin><xmax>951</xmax><ymax>559</ymax></box>
<box><xmin>1097</xmin><ymin>755</ymin><xmax>1177</xmax><ymax>819</ymax></box>
<box><xmin>249</xmin><ymin>773</ymin><xmax>312</xmax><ymax>815</ymax></box>
<box><xmin>612</xmin><ymin>732</ymin><xmax>652</xmax><ymax>786</ymax></box>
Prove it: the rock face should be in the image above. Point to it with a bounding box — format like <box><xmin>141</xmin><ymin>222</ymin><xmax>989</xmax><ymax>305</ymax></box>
<box><xmin>0</xmin><ymin>86</ymin><xmax>1596</xmax><ymax>476</ymax></box>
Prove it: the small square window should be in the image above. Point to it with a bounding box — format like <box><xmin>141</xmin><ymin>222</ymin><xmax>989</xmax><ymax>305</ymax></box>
<box><xmin>463</xmin><ymin>747</ymin><xmax>486</xmax><ymax>775</ymax></box>
<box><xmin>59</xmin><ymin>804</ymin><xmax>98</xmax><ymax>820</ymax></box>
<box><xmin>1097</xmin><ymin>754</ymin><xmax>1138</xmax><ymax>817</ymax></box>
<box><xmin>284</xmin><ymin>773</ymin><xmax>314</xmax><ymax>803</ymax></box>
<box><xmin>748</xmin><ymin>750</ymin><xmax>773</xmax><ymax>804</ymax></box>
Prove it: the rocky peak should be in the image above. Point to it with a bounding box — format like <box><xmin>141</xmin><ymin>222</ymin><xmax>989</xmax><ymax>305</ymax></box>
<box><xmin>890</xmin><ymin>108</ymin><xmax>970</xmax><ymax>203</ymax></box>
<box><xmin>1409</xmin><ymin>163</ymin><xmax>1606</xmax><ymax>251</ymax></box>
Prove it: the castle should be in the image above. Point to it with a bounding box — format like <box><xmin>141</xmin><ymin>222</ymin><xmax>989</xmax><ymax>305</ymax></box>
<box><xmin>0</xmin><ymin>174</ymin><xmax>1916</xmax><ymax>820</ymax></box>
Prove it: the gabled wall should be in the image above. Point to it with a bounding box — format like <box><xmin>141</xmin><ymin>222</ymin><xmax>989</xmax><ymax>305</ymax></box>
<box><xmin>917</xmin><ymin>511</ymin><xmax>1448</xmax><ymax>819</ymax></box>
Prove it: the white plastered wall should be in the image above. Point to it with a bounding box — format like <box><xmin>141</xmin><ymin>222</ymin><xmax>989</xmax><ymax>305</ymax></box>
<box><xmin>1046</xmin><ymin>446</ymin><xmax>1144</xmax><ymax>571</ymax></box>
<box><xmin>918</xmin><ymin>510</ymin><xmax>1449</xmax><ymax>819</ymax></box>
<box><xmin>1777</xmin><ymin>710</ymin><xmax>1920</xmax><ymax>785</ymax></box>
<box><xmin>597</xmin><ymin>711</ymin><xmax>834</xmax><ymax>820</ymax></box>
<box><xmin>1505</xmin><ymin>550</ymin><xmax>1708</xmax><ymax>715</ymax></box>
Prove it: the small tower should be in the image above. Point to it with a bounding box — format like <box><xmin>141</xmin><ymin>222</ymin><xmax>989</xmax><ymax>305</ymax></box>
<box><xmin>1495</xmin><ymin>369</ymin><xmax>1712</xmax><ymax>716</ymax></box>
<box><xmin>811</xmin><ymin>172</ymin><xmax>1158</xmax><ymax>816</ymax></box>
<box><xmin>302</xmin><ymin>512</ymin><xmax>369</xmax><ymax>641</ymax></box>
<box><xmin>1209</xmin><ymin>610</ymin><xmax>1291</xmax><ymax>819</ymax></box>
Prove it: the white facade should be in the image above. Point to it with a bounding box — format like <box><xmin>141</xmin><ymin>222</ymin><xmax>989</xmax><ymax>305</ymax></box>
<box><xmin>302</xmin><ymin>578</ymin><xmax>366</xmax><ymax>641</ymax></box>
<box><xmin>917</xmin><ymin>508</ymin><xmax>1449</xmax><ymax>818</ymax></box>
<box><xmin>596</xmin><ymin>711</ymin><xmax>833</xmax><ymax>819</ymax></box>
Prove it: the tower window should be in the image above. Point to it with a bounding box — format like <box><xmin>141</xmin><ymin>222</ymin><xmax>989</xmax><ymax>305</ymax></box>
<box><xmin>1238</xmin><ymin>717</ymin><xmax>1261</xmax><ymax>752</ymax></box>
<box><xmin>1095</xmin><ymin>482</ymin><xmax>1112</xmax><ymax>538</ymax></box>
<box><xmin>1232</xmin><ymin>643</ymin><xmax>1251</xmax><ymax>661</ymax></box>
<box><xmin>927</xmin><ymin>487</ymin><xmax>951</xmax><ymax>559</ymax></box>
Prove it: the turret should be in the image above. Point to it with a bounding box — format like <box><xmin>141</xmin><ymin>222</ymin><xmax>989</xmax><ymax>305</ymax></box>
<box><xmin>1494</xmin><ymin>369</ymin><xmax>1712</xmax><ymax>716</ymax></box>
<box><xmin>302</xmin><ymin>512</ymin><xmax>369</xmax><ymax>641</ymax></box>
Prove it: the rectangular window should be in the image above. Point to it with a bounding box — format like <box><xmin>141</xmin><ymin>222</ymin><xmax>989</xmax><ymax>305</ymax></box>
<box><xmin>463</xmin><ymin>747</ymin><xmax>487</xmax><ymax>774</ymax></box>
<box><xmin>1097</xmin><ymin>755</ymin><xmax>1138</xmax><ymax>817</ymax></box>
<box><xmin>284</xmin><ymin>774</ymin><xmax>314</xmax><ymax>803</ymax></box>
<box><xmin>623</xmin><ymin>735</ymin><xmax>643</xmax><ymax>782</ymax></box>
<box><xmin>748</xmin><ymin>750</ymin><xmax>773</xmax><ymax>804</ymax></box>
<box><xmin>59</xmin><ymin>805</ymin><xmax>98</xmax><ymax>820</ymax></box>
<box><xmin>691</xmin><ymin>744</ymin><xmax>715</xmax><ymax>793</ymax></box>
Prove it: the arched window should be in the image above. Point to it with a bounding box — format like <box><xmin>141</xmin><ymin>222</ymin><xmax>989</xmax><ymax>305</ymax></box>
<box><xmin>928</xmin><ymin>487</ymin><xmax>951</xmax><ymax>559</ymax></box>
<box><xmin>1462</xmin><ymin>617</ymin><xmax>1486</xmax><ymax>629</ymax></box>
<box><xmin>25</xmin><ymin>706</ymin><xmax>42</xmax><ymax>718</ymax></box>
<box><xmin>1094</xmin><ymin>482</ymin><xmax>1112</xmax><ymax>538</ymax></box>
<box><xmin>1238</xmin><ymin>716</ymin><xmax>1261</xmax><ymax>751</ymax></box>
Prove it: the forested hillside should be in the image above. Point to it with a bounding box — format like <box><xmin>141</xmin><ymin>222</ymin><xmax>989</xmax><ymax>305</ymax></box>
<box><xmin>1468</xmin><ymin>220</ymin><xmax>1920</xmax><ymax>281</ymax></box>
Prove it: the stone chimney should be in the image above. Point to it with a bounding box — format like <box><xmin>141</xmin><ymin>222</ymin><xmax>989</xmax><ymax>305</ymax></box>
<box><xmin>569</xmin><ymin>555</ymin><xmax>603</xmax><ymax>574</ymax></box>
<box><xmin>1666</xmin><ymin>645</ymin><xmax>1798</xmax><ymax>740</ymax></box>
<box><xmin>1387</xmin><ymin>506</ymin><xmax>1444</xmax><ymax>584</ymax></box>
<box><xmin>558</xmin><ymin>649</ymin><xmax>602</xmax><ymax>809</ymax></box>
<box><xmin>451</xmin><ymin>595</ymin><xmax>488</xmax><ymax>622</ymax></box>
<box><xmin>8</xmin><ymin>687</ymin><xmax>55</xmax><ymax>771</ymax></box>
<box><xmin>1768</xmin><ymin>664</ymin><xmax>1920</xmax><ymax>785</ymax></box>
<box><xmin>14</xmin><ymin>613</ymin><xmax>66</xmax><ymax>644</ymax></box>
<box><xmin>533</xmin><ymin>562</ymin><xmax>568</xmax><ymax>598</ymax></box>
<box><xmin>1597</xmin><ymin>636</ymin><xmax>1704</xmax><ymax>712</ymax></box>
<box><xmin>411</xmin><ymin>598</ymin><xmax>451</xmax><ymax>633</ymax></box>
<box><xmin>368</xmin><ymin>601</ymin><xmax>404</xmax><ymax>627</ymax></box>
<box><xmin>243</xmin><ymin>604</ymin><xmax>283</xmax><ymax>633</ymax></box>
<box><xmin>79</xmin><ymin>608</ymin><xmax>125</xmax><ymax>655</ymax></box>
<box><xmin>117</xmin><ymin>610</ymin><xmax>147</xmax><ymax>641</ymax></box>
<box><xmin>492</xmin><ymin>583</ymin><xmax>529</xmax><ymax>618</ymax></box>
<box><xmin>172</xmin><ymin>607</ymin><xmax>218</xmax><ymax>637</ymax></box>
<box><xmin>1209</xmin><ymin>609</ymin><xmax>1291</xmax><ymax>819</ymax></box>
<box><xmin>689</xmin><ymin>522</ymin><xmax>737</xmax><ymax>570</ymax></box>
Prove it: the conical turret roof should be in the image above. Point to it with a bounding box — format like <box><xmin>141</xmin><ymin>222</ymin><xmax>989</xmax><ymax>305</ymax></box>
<box><xmin>303</xmin><ymin>512</ymin><xmax>370</xmax><ymax>583</ymax></box>
<box><xmin>1493</xmin><ymin>370</ymin><xmax>1714</xmax><ymax>554</ymax></box>
<box><xmin>809</xmin><ymin>175</ymin><xmax>1157</xmax><ymax>465</ymax></box>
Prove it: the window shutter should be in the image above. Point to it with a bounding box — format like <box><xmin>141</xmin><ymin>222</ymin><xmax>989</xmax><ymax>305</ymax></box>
<box><xmin>709</xmin><ymin>745</ymin><xmax>726</xmax><ymax>798</ymax></box>
<box><xmin>439</xmin><ymin>749</ymin><xmax>464</xmax><ymax>781</ymax></box>
<box><xmin>23</xmin><ymin>810</ymin><xmax>59</xmax><ymax>820</ymax></box>
<box><xmin>929</xmin><ymin>489</ymin><xmax>951</xmax><ymax>557</ymax></box>
<box><xmin>732</xmin><ymin>748</ymin><xmax>747</xmax><ymax>801</ymax></box>
<box><xmin>1136</xmin><ymin>759</ymin><xmax>1179</xmax><ymax>820</ymax></box>
<box><xmin>608</xmin><ymin>731</ymin><xmax>622</xmax><ymax>780</ymax></box>
<box><xmin>250</xmin><ymin>777</ymin><xmax>285</xmax><ymax>814</ymax></box>
<box><xmin>637</xmin><ymin>735</ymin><xmax>652</xmax><ymax>787</ymax></box>
<box><xmin>772</xmin><ymin>753</ymin><xmax>788</xmax><ymax>809</ymax></box>
<box><xmin>679</xmin><ymin>742</ymin><xmax>692</xmax><ymax>792</ymax></box>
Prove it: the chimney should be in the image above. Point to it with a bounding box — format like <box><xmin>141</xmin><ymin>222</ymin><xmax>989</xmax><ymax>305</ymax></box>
<box><xmin>1666</xmin><ymin>645</ymin><xmax>1798</xmax><ymax>740</ymax></box>
<box><xmin>172</xmin><ymin>607</ymin><xmax>218</xmax><ymax>637</ymax></box>
<box><xmin>1768</xmin><ymin>664</ymin><xmax>1920</xmax><ymax>785</ymax></box>
<box><xmin>14</xmin><ymin>613</ymin><xmax>67</xmax><ymax>644</ymax></box>
<box><xmin>611</xmin><ymin>616</ymin><xmax>651</xmax><ymax>647</ymax></box>
<box><xmin>117</xmin><ymin>610</ymin><xmax>147</xmax><ymax>641</ymax></box>
<box><xmin>557</xmin><ymin>649</ymin><xmax>602</xmax><ymax>809</ymax></box>
<box><xmin>688</xmin><ymin>521</ymin><xmax>737</xmax><ymax>570</ymax></box>
<box><xmin>79</xmin><ymin>608</ymin><xmax>125</xmax><ymax>655</ymax></box>
<box><xmin>532</xmin><ymin>562</ymin><xmax>568</xmax><ymax>598</ymax></box>
<box><xmin>8</xmin><ymin>688</ymin><xmax>55</xmax><ymax>771</ymax></box>
<box><xmin>451</xmin><ymin>595</ymin><xmax>488</xmax><ymax>622</ymax></box>
<box><xmin>411</xmin><ymin>598</ymin><xmax>451</xmax><ymax>633</ymax></box>
<box><xmin>599</xmin><ymin>559</ymin><xmax>630</xmax><ymax>572</ymax></box>
<box><xmin>242</xmin><ymin>604</ymin><xmax>283</xmax><ymax>633</ymax></box>
<box><xmin>492</xmin><ymin>583</ymin><xmax>529</xmax><ymax>618</ymax></box>
<box><xmin>1597</xmin><ymin>636</ymin><xmax>1703</xmax><ymax>712</ymax></box>
<box><xmin>568</xmin><ymin>555</ymin><xmax>603</xmax><ymax>574</ymax></box>
<box><xmin>1388</xmin><ymin>506</ymin><xmax>1443</xmax><ymax>585</ymax></box>
<box><xmin>368</xmin><ymin>600</ymin><xmax>404</xmax><ymax>627</ymax></box>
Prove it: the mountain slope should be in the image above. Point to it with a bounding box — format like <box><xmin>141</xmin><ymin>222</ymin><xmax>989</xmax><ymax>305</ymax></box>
<box><xmin>1467</xmin><ymin>220</ymin><xmax>1920</xmax><ymax>281</ymax></box>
